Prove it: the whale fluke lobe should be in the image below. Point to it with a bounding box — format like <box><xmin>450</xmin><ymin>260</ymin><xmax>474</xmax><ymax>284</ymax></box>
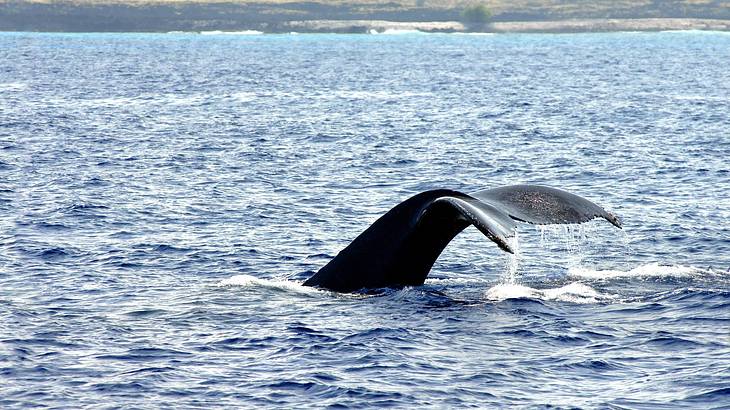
<box><xmin>303</xmin><ymin>185</ymin><xmax>621</xmax><ymax>293</ymax></box>
<box><xmin>471</xmin><ymin>185</ymin><xmax>622</xmax><ymax>229</ymax></box>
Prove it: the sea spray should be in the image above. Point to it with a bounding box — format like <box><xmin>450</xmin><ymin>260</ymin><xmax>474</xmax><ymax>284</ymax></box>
<box><xmin>505</xmin><ymin>231</ymin><xmax>520</xmax><ymax>284</ymax></box>
<box><xmin>488</xmin><ymin>229</ymin><xmax>611</xmax><ymax>303</ymax></box>
<box><xmin>535</xmin><ymin>223</ymin><xmax>602</xmax><ymax>269</ymax></box>
<box><xmin>536</xmin><ymin>224</ymin><xmax>591</xmax><ymax>254</ymax></box>
<box><xmin>618</xmin><ymin>226</ymin><xmax>634</xmax><ymax>258</ymax></box>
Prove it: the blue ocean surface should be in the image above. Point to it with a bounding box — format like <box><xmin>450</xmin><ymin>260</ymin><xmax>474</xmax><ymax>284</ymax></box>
<box><xmin>1</xmin><ymin>31</ymin><xmax>729</xmax><ymax>408</ymax></box>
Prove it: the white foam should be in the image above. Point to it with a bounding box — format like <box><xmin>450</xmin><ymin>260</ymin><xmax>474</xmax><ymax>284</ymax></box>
<box><xmin>485</xmin><ymin>283</ymin><xmax>536</xmax><ymax>300</ymax></box>
<box><xmin>424</xmin><ymin>276</ymin><xmax>490</xmax><ymax>286</ymax></box>
<box><xmin>230</xmin><ymin>91</ymin><xmax>257</xmax><ymax>102</ymax></box>
<box><xmin>77</xmin><ymin>93</ymin><xmax>209</xmax><ymax>108</ymax></box>
<box><xmin>82</xmin><ymin>96</ymin><xmax>140</xmax><ymax>107</ymax></box>
<box><xmin>0</xmin><ymin>82</ymin><xmax>28</xmax><ymax>91</ymax></box>
<box><xmin>568</xmin><ymin>263</ymin><xmax>706</xmax><ymax>279</ymax></box>
<box><xmin>660</xmin><ymin>29</ymin><xmax>730</xmax><ymax>35</ymax></box>
<box><xmin>451</xmin><ymin>32</ymin><xmax>495</xmax><ymax>36</ymax></box>
<box><xmin>485</xmin><ymin>282</ymin><xmax>611</xmax><ymax>304</ymax></box>
<box><xmin>163</xmin><ymin>94</ymin><xmax>208</xmax><ymax>106</ymax></box>
<box><xmin>671</xmin><ymin>94</ymin><xmax>730</xmax><ymax>102</ymax></box>
<box><xmin>200</xmin><ymin>30</ymin><xmax>263</xmax><ymax>35</ymax></box>
<box><xmin>217</xmin><ymin>274</ymin><xmax>318</xmax><ymax>294</ymax></box>
<box><xmin>332</xmin><ymin>90</ymin><xmax>430</xmax><ymax>100</ymax></box>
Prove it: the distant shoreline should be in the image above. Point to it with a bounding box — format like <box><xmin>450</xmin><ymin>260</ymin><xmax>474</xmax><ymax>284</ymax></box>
<box><xmin>4</xmin><ymin>0</ymin><xmax>730</xmax><ymax>34</ymax></box>
<box><xmin>2</xmin><ymin>18</ymin><xmax>730</xmax><ymax>35</ymax></box>
<box><xmin>489</xmin><ymin>18</ymin><xmax>730</xmax><ymax>34</ymax></box>
<box><xmin>282</xmin><ymin>18</ymin><xmax>730</xmax><ymax>34</ymax></box>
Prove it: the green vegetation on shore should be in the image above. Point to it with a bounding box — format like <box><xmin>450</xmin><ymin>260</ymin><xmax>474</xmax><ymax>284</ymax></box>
<box><xmin>460</xmin><ymin>4</ymin><xmax>492</xmax><ymax>28</ymax></box>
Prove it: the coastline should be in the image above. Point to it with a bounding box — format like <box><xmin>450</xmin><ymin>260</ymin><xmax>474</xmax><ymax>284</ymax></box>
<box><xmin>489</xmin><ymin>18</ymin><xmax>730</xmax><ymax>34</ymax></box>
<box><xmin>2</xmin><ymin>18</ymin><xmax>730</xmax><ymax>34</ymax></box>
<box><xmin>281</xmin><ymin>18</ymin><xmax>730</xmax><ymax>34</ymax></box>
<box><xmin>3</xmin><ymin>0</ymin><xmax>730</xmax><ymax>34</ymax></box>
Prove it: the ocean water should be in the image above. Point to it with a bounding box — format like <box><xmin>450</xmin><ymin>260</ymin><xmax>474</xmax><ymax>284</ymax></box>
<box><xmin>1</xmin><ymin>31</ymin><xmax>729</xmax><ymax>408</ymax></box>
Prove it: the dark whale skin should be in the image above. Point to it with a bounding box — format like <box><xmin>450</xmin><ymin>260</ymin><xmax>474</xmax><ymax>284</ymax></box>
<box><xmin>304</xmin><ymin>185</ymin><xmax>621</xmax><ymax>293</ymax></box>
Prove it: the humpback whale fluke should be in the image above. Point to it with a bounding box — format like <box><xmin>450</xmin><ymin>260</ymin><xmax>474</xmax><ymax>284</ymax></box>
<box><xmin>303</xmin><ymin>185</ymin><xmax>621</xmax><ymax>293</ymax></box>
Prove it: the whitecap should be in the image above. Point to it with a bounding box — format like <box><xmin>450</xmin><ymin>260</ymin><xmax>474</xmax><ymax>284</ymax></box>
<box><xmin>485</xmin><ymin>282</ymin><xmax>612</xmax><ymax>304</ymax></box>
<box><xmin>567</xmin><ymin>263</ymin><xmax>706</xmax><ymax>279</ymax></box>
<box><xmin>230</xmin><ymin>91</ymin><xmax>257</xmax><ymax>102</ymax></box>
<box><xmin>660</xmin><ymin>29</ymin><xmax>730</xmax><ymax>35</ymax></box>
<box><xmin>0</xmin><ymin>82</ymin><xmax>28</xmax><ymax>91</ymax></box>
<box><xmin>162</xmin><ymin>94</ymin><xmax>208</xmax><ymax>106</ymax></box>
<box><xmin>484</xmin><ymin>283</ymin><xmax>536</xmax><ymax>300</ymax></box>
<box><xmin>83</xmin><ymin>96</ymin><xmax>140</xmax><ymax>107</ymax></box>
<box><xmin>200</xmin><ymin>30</ymin><xmax>263</xmax><ymax>35</ymax></box>
<box><xmin>217</xmin><ymin>274</ymin><xmax>319</xmax><ymax>294</ymax></box>
<box><xmin>424</xmin><ymin>276</ymin><xmax>490</xmax><ymax>286</ymax></box>
<box><xmin>332</xmin><ymin>90</ymin><xmax>431</xmax><ymax>100</ymax></box>
<box><xmin>79</xmin><ymin>93</ymin><xmax>209</xmax><ymax>108</ymax></box>
<box><xmin>451</xmin><ymin>32</ymin><xmax>495</xmax><ymax>36</ymax></box>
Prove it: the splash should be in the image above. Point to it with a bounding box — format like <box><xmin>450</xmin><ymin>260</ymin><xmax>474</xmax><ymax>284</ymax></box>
<box><xmin>504</xmin><ymin>231</ymin><xmax>520</xmax><ymax>284</ymax></box>
<box><xmin>536</xmin><ymin>224</ymin><xmax>595</xmax><ymax>254</ymax></box>
<box><xmin>485</xmin><ymin>225</ymin><xmax>624</xmax><ymax>304</ymax></box>
<box><xmin>532</xmin><ymin>222</ymin><xmax>633</xmax><ymax>271</ymax></box>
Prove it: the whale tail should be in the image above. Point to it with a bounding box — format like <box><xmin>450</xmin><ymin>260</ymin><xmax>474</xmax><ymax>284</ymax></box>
<box><xmin>303</xmin><ymin>185</ymin><xmax>621</xmax><ymax>293</ymax></box>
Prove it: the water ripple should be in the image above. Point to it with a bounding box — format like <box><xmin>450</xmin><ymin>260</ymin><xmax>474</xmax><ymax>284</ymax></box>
<box><xmin>0</xmin><ymin>31</ymin><xmax>728</xmax><ymax>408</ymax></box>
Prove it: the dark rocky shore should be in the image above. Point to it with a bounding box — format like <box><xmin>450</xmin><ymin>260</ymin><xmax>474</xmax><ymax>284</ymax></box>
<box><xmin>1</xmin><ymin>0</ymin><xmax>729</xmax><ymax>33</ymax></box>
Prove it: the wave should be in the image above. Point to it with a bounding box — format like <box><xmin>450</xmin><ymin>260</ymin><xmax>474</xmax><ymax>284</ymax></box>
<box><xmin>199</xmin><ymin>30</ymin><xmax>263</xmax><ymax>35</ymax></box>
<box><xmin>73</xmin><ymin>93</ymin><xmax>209</xmax><ymax>108</ymax></box>
<box><xmin>370</xmin><ymin>30</ymin><xmax>496</xmax><ymax>36</ymax></box>
<box><xmin>660</xmin><ymin>29</ymin><xmax>730</xmax><ymax>35</ymax></box>
<box><xmin>218</xmin><ymin>263</ymin><xmax>723</xmax><ymax>302</ymax></box>
<box><xmin>217</xmin><ymin>274</ymin><xmax>320</xmax><ymax>295</ymax></box>
<box><xmin>332</xmin><ymin>90</ymin><xmax>431</xmax><ymax>100</ymax></box>
<box><xmin>451</xmin><ymin>32</ymin><xmax>496</xmax><ymax>36</ymax></box>
<box><xmin>0</xmin><ymin>82</ymin><xmax>27</xmax><ymax>91</ymax></box>
<box><xmin>485</xmin><ymin>282</ymin><xmax>614</xmax><ymax>304</ymax></box>
<box><xmin>424</xmin><ymin>276</ymin><xmax>490</xmax><ymax>286</ymax></box>
<box><xmin>567</xmin><ymin>263</ymin><xmax>714</xmax><ymax>279</ymax></box>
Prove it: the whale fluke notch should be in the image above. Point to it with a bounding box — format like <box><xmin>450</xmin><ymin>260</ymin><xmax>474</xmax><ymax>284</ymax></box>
<box><xmin>303</xmin><ymin>185</ymin><xmax>621</xmax><ymax>293</ymax></box>
<box><xmin>430</xmin><ymin>195</ymin><xmax>516</xmax><ymax>253</ymax></box>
